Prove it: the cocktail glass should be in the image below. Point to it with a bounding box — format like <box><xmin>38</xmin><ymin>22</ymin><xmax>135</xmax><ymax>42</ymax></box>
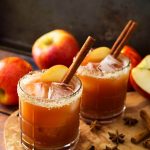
<box><xmin>77</xmin><ymin>55</ymin><xmax>130</xmax><ymax>124</ymax></box>
<box><xmin>17</xmin><ymin>70</ymin><xmax>82</xmax><ymax>150</ymax></box>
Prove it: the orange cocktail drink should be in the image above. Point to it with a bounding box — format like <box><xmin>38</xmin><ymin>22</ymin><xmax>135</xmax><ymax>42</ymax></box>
<box><xmin>17</xmin><ymin>70</ymin><xmax>82</xmax><ymax>150</ymax></box>
<box><xmin>77</xmin><ymin>54</ymin><xmax>130</xmax><ymax>123</ymax></box>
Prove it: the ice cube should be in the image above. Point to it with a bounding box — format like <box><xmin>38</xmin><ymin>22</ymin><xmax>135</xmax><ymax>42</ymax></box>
<box><xmin>25</xmin><ymin>82</ymin><xmax>49</xmax><ymax>98</ymax></box>
<box><xmin>86</xmin><ymin>62</ymin><xmax>98</xmax><ymax>70</ymax></box>
<box><xmin>98</xmin><ymin>54</ymin><xmax>123</xmax><ymax>73</ymax></box>
<box><xmin>48</xmin><ymin>82</ymin><xmax>74</xmax><ymax>99</ymax></box>
<box><xmin>86</xmin><ymin>62</ymin><xmax>103</xmax><ymax>75</ymax></box>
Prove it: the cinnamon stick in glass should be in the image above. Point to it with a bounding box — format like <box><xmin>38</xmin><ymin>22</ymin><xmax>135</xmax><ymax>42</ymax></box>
<box><xmin>111</xmin><ymin>20</ymin><xmax>137</xmax><ymax>58</ymax></box>
<box><xmin>62</xmin><ymin>36</ymin><xmax>95</xmax><ymax>84</ymax></box>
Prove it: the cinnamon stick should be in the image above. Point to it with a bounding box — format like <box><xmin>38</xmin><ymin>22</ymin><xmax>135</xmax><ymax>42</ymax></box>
<box><xmin>131</xmin><ymin>129</ymin><xmax>150</xmax><ymax>144</ymax></box>
<box><xmin>140</xmin><ymin>110</ymin><xmax>150</xmax><ymax>131</ymax></box>
<box><xmin>143</xmin><ymin>138</ymin><xmax>150</xmax><ymax>149</ymax></box>
<box><xmin>111</xmin><ymin>20</ymin><xmax>137</xmax><ymax>58</ymax></box>
<box><xmin>111</xmin><ymin>20</ymin><xmax>133</xmax><ymax>55</ymax></box>
<box><xmin>131</xmin><ymin>110</ymin><xmax>150</xmax><ymax>144</ymax></box>
<box><xmin>62</xmin><ymin>36</ymin><xmax>95</xmax><ymax>84</ymax></box>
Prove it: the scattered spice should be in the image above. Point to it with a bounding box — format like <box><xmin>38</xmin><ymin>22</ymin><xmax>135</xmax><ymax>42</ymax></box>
<box><xmin>123</xmin><ymin>116</ymin><xmax>138</xmax><ymax>126</ymax></box>
<box><xmin>90</xmin><ymin>120</ymin><xmax>101</xmax><ymax>132</ymax></box>
<box><xmin>108</xmin><ymin>130</ymin><xmax>125</xmax><ymax>145</ymax></box>
<box><xmin>88</xmin><ymin>145</ymin><xmax>95</xmax><ymax>150</ymax></box>
<box><xmin>143</xmin><ymin>138</ymin><xmax>150</xmax><ymax>149</ymax></box>
<box><xmin>103</xmin><ymin>145</ymin><xmax>119</xmax><ymax>150</ymax></box>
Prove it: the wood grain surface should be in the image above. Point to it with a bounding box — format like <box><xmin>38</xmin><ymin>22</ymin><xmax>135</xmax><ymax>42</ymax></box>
<box><xmin>4</xmin><ymin>92</ymin><xmax>150</xmax><ymax>150</ymax></box>
<box><xmin>0</xmin><ymin>114</ymin><xmax>8</xmax><ymax>150</ymax></box>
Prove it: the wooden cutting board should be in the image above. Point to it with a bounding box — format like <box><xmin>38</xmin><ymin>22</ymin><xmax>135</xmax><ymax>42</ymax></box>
<box><xmin>4</xmin><ymin>92</ymin><xmax>150</xmax><ymax>150</ymax></box>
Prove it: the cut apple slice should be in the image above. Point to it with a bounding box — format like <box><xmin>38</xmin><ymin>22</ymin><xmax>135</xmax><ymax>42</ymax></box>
<box><xmin>41</xmin><ymin>65</ymin><xmax>68</xmax><ymax>82</ymax></box>
<box><xmin>130</xmin><ymin>55</ymin><xmax>150</xmax><ymax>99</ymax></box>
<box><xmin>137</xmin><ymin>55</ymin><xmax>150</xmax><ymax>69</ymax></box>
<box><xmin>82</xmin><ymin>47</ymin><xmax>111</xmax><ymax>65</ymax></box>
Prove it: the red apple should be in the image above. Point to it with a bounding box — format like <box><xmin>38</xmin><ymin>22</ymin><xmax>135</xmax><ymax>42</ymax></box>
<box><xmin>121</xmin><ymin>45</ymin><xmax>142</xmax><ymax>91</ymax></box>
<box><xmin>32</xmin><ymin>29</ymin><xmax>79</xmax><ymax>69</ymax></box>
<box><xmin>121</xmin><ymin>45</ymin><xmax>142</xmax><ymax>68</ymax></box>
<box><xmin>0</xmin><ymin>57</ymin><xmax>32</xmax><ymax>105</ymax></box>
<box><xmin>130</xmin><ymin>55</ymin><xmax>150</xmax><ymax>99</ymax></box>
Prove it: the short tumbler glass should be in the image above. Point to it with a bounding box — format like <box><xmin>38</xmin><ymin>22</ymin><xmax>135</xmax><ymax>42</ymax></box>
<box><xmin>17</xmin><ymin>71</ymin><xmax>82</xmax><ymax>150</ymax></box>
<box><xmin>78</xmin><ymin>55</ymin><xmax>130</xmax><ymax>124</ymax></box>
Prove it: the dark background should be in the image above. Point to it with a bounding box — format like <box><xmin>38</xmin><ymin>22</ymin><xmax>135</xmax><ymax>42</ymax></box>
<box><xmin>0</xmin><ymin>0</ymin><xmax>150</xmax><ymax>56</ymax></box>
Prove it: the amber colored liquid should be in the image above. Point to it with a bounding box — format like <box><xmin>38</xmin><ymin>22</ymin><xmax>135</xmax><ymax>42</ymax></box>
<box><xmin>19</xmin><ymin>96</ymin><xmax>80</xmax><ymax>149</ymax></box>
<box><xmin>78</xmin><ymin>71</ymin><xmax>129</xmax><ymax>122</ymax></box>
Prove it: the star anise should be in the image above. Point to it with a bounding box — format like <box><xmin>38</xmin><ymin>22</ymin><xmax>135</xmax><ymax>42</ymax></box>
<box><xmin>90</xmin><ymin>120</ymin><xmax>101</xmax><ymax>132</ymax></box>
<box><xmin>108</xmin><ymin>130</ymin><xmax>125</xmax><ymax>145</ymax></box>
<box><xmin>88</xmin><ymin>145</ymin><xmax>95</xmax><ymax>150</ymax></box>
<box><xmin>103</xmin><ymin>145</ymin><xmax>119</xmax><ymax>150</ymax></box>
<box><xmin>143</xmin><ymin>138</ymin><xmax>150</xmax><ymax>149</ymax></box>
<box><xmin>123</xmin><ymin>116</ymin><xmax>138</xmax><ymax>126</ymax></box>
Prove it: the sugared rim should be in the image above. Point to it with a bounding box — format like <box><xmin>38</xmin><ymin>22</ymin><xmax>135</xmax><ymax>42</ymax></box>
<box><xmin>17</xmin><ymin>70</ymin><xmax>82</xmax><ymax>106</ymax></box>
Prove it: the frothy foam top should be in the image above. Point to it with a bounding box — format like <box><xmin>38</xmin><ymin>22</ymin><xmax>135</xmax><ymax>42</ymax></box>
<box><xmin>77</xmin><ymin>54</ymin><xmax>130</xmax><ymax>78</ymax></box>
<box><xmin>17</xmin><ymin>71</ymin><xmax>82</xmax><ymax>108</ymax></box>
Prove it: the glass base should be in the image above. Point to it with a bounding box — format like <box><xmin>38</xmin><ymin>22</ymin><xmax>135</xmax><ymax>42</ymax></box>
<box><xmin>80</xmin><ymin>106</ymin><xmax>126</xmax><ymax>124</ymax></box>
<box><xmin>21</xmin><ymin>133</ymin><xmax>79</xmax><ymax>150</ymax></box>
